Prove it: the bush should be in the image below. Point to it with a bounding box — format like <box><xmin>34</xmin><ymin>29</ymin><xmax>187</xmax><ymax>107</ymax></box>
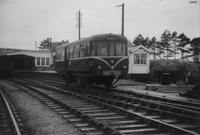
<box><xmin>150</xmin><ymin>59</ymin><xmax>200</xmax><ymax>84</ymax></box>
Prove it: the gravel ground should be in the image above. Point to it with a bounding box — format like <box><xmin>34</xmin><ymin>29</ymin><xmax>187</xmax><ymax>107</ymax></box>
<box><xmin>0</xmin><ymin>80</ymin><xmax>81</xmax><ymax>135</ymax></box>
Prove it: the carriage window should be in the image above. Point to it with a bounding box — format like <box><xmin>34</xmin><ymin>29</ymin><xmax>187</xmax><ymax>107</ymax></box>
<box><xmin>134</xmin><ymin>53</ymin><xmax>147</xmax><ymax>64</ymax></box>
<box><xmin>96</xmin><ymin>42</ymin><xmax>108</xmax><ymax>56</ymax></box>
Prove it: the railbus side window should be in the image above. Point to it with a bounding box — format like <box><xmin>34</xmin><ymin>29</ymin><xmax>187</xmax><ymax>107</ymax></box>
<box><xmin>73</xmin><ymin>47</ymin><xmax>76</xmax><ymax>58</ymax></box>
<box><xmin>86</xmin><ymin>42</ymin><xmax>90</xmax><ymax>56</ymax></box>
<box><xmin>75</xmin><ymin>46</ymin><xmax>80</xmax><ymax>58</ymax></box>
<box><xmin>55</xmin><ymin>50</ymin><xmax>58</xmax><ymax>60</ymax></box>
<box><xmin>57</xmin><ymin>50</ymin><xmax>61</xmax><ymax>60</ymax></box>
<box><xmin>67</xmin><ymin>47</ymin><xmax>70</xmax><ymax>58</ymax></box>
<box><xmin>74</xmin><ymin>46</ymin><xmax>77</xmax><ymax>58</ymax></box>
<box><xmin>61</xmin><ymin>49</ymin><xmax>65</xmax><ymax>60</ymax></box>
<box><xmin>65</xmin><ymin>47</ymin><xmax>67</xmax><ymax>59</ymax></box>
<box><xmin>90</xmin><ymin>43</ymin><xmax>95</xmax><ymax>56</ymax></box>
<box><xmin>65</xmin><ymin>47</ymin><xmax>68</xmax><ymax>59</ymax></box>
<box><xmin>69</xmin><ymin>47</ymin><xmax>73</xmax><ymax>59</ymax></box>
<box><xmin>68</xmin><ymin>47</ymin><xmax>70</xmax><ymax>58</ymax></box>
<box><xmin>80</xmin><ymin>44</ymin><xmax>86</xmax><ymax>57</ymax></box>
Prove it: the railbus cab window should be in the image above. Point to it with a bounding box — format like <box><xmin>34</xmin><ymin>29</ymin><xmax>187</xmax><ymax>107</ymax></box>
<box><xmin>90</xmin><ymin>41</ymin><xmax>127</xmax><ymax>56</ymax></box>
<box><xmin>115</xmin><ymin>42</ymin><xmax>126</xmax><ymax>56</ymax></box>
<box><xmin>134</xmin><ymin>53</ymin><xmax>147</xmax><ymax>64</ymax></box>
<box><xmin>109</xmin><ymin>42</ymin><xmax>115</xmax><ymax>56</ymax></box>
<box><xmin>96</xmin><ymin>42</ymin><xmax>108</xmax><ymax>56</ymax></box>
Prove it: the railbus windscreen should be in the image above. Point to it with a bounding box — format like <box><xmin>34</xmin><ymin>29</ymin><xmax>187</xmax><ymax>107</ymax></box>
<box><xmin>90</xmin><ymin>41</ymin><xmax>127</xmax><ymax>56</ymax></box>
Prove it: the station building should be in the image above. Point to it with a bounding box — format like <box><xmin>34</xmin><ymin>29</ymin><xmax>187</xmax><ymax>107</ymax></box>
<box><xmin>0</xmin><ymin>48</ymin><xmax>52</xmax><ymax>71</ymax></box>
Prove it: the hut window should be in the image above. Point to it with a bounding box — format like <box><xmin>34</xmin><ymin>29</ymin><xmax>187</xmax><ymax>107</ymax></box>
<box><xmin>36</xmin><ymin>57</ymin><xmax>40</xmax><ymax>66</ymax></box>
<box><xmin>134</xmin><ymin>53</ymin><xmax>147</xmax><ymax>64</ymax></box>
<box><xmin>41</xmin><ymin>58</ymin><xmax>45</xmax><ymax>65</ymax></box>
<box><xmin>46</xmin><ymin>58</ymin><xmax>49</xmax><ymax>65</ymax></box>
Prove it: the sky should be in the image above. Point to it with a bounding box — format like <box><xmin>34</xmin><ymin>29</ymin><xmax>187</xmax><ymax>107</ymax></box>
<box><xmin>0</xmin><ymin>0</ymin><xmax>200</xmax><ymax>50</ymax></box>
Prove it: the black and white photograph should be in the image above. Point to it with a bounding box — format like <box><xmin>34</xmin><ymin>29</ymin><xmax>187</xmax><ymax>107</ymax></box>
<box><xmin>0</xmin><ymin>0</ymin><xmax>200</xmax><ymax>134</ymax></box>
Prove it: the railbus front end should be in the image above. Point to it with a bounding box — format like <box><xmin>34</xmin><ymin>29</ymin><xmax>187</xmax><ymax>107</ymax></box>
<box><xmin>55</xmin><ymin>33</ymin><xmax>128</xmax><ymax>88</ymax></box>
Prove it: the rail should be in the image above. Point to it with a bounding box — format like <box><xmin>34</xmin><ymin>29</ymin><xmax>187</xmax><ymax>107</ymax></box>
<box><xmin>0</xmin><ymin>89</ymin><xmax>22</xmax><ymax>135</ymax></box>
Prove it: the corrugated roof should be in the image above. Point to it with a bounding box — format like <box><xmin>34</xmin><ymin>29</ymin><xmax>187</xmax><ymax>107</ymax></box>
<box><xmin>0</xmin><ymin>47</ymin><xmax>50</xmax><ymax>57</ymax></box>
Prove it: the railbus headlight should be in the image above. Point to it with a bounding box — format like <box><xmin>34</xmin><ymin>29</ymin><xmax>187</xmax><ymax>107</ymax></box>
<box><xmin>98</xmin><ymin>66</ymin><xmax>101</xmax><ymax>69</ymax></box>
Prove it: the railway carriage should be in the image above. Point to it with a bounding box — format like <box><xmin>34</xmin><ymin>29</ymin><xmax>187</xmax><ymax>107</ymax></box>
<box><xmin>55</xmin><ymin>33</ymin><xmax>128</xmax><ymax>87</ymax></box>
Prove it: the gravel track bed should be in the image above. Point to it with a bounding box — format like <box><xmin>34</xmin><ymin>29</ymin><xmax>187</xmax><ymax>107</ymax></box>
<box><xmin>0</xmin><ymin>80</ymin><xmax>81</xmax><ymax>135</ymax></box>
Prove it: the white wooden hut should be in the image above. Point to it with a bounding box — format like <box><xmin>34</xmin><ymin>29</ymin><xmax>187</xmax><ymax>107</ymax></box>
<box><xmin>128</xmin><ymin>45</ymin><xmax>150</xmax><ymax>74</ymax></box>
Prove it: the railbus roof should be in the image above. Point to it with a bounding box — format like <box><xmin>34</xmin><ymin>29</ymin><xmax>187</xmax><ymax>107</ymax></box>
<box><xmin>56</xmin><ymin>33</ymin><xmax>128</xmax><ymax>49</ymax></box>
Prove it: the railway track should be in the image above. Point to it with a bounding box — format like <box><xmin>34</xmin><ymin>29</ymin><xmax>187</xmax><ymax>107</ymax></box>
<box><xmin>0</xmin><ymin>88</ymin><xmax>25</xmax><ymax>135</ymax></box>
<box><xmin>12</xmin><ymin>78</ymin><xmax>200</xmax><ymax>135</ymax></box>
<box><xmin>23</xmin><ymin>76</ymin><xmax>200</xmax><ymax>113</ymax></box>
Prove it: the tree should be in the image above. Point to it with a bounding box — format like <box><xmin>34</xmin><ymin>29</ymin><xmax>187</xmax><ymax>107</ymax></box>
<box><xmin>170</xmin><ymin>31</ymin><xmax>179</xmax><ymax>59</ymax></box>
<box><xmin>39</xmin><ymin>38</ymin><xmax>69</xmax><ymax>52</ymax></box>
<box><xmin>156</xmin><ymin>41</ymin><xmax>165</xmax><ymax>59</ymax></box>
<box><xmin>190</xmin><ymin>37</ymin><xmax>200</xmax><ymax>63</ymax></box>
<box><xmin>149</xmin><ymin>37</ymin><xmax>158</xmax><ymax>60</ymax></box>
<box><xmin>133</xmin><ymin>34</ymin><xmax>145</xmax><ymax>46</ymax></box>
<box><xmin>160</xmin><ymin>30</ymin><xmax>172</xmax><ymax>60</ymax></box>
<box><xmin>177</xmin><ymin>33</ymin><xmax>190</xmax><ymax>59</ymax></box>
<box><xmin>143</xmin><ymin>37</ymin><xmax>151</xmax><ymax>48</ymax></box>
<box><xmin>39</xmin><ymin>38</ymin><xmax>51</xmax><ymax>50</ymax></box>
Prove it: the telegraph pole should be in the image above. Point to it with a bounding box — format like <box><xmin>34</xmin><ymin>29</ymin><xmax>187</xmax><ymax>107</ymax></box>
<box><xmin>121</xmin><ymin>3</ymin><xmax>124</xmax><ymax>36</ymax></box>
<box><xmin>35</xmin><ymin>41</ymin><xmax>37</xmax><ymax>50</ymax></box>
<box><xmin>117</xmin><ymin>3</ymin><xmax>124</xmax><ymax>36</ymax></box>
<box><xmin>76</xmin><ymin>10</ymin><xmax>82</xmax><ymax>40</ymax></box>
